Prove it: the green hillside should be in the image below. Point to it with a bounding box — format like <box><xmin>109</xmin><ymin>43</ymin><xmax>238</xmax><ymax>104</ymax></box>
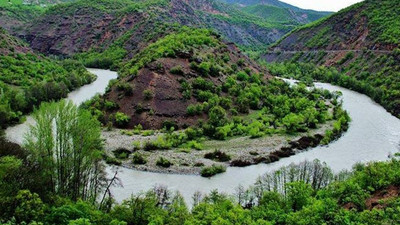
<box><xmin>0</xmin><ymin>27</ymin><xmax>94</xmax><ymax>128</ymax></box>
<box><xmin>223</xmin><ymin>0</ymin><xmax>331</xmax><ymax>24</ymax></box>
<box><xmin>265</xmin><ymin>0</ymin><xmax>400</xmax><ymax>117</ymax></box>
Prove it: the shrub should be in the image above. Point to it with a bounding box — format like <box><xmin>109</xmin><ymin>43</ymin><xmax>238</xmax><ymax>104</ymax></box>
<box><xmin>192</xmin><ymin>77</ymin><xmax>214</xmax><ymax>91</ymax></box>
<box><xmin>156</xmin><ymin>157</ymin><xmax>173</xmax><ymax>168</ymax></box>
<box><xmin>185</xmin><ymin>127</ymin><xmax>203</xmax><ymax>140</ymax></box>
<box><xmin>104</xmin><ymin>155</ymin><xmax>121</xmax><ymax>166</ymax></box>
<box><xmin>208</xmin><ymin>106</ymin><xmax>227</xmax><ymax>127</ymax></box>
<box><xmin>236</xmin><ymin>71</ymin><xmax>249</xmax><ymax>81</ymax></box>
<box><xmin>132</xmin><ymin>141</ymin><xmax>141</xmax><ymax>149</ymax></box>
<box><xmin>204</xmin><ymin>150</ymin><xmax>231</xmax><ymax>162</ymax></box>
<box><xmin>143</xmin><ymin>89</ymin><xmax>153</xmax><ymax>100</ymax></box>
<box><xmin>187</xmin><ymin>104</ymin><xmax>203</xmax><ymax>116</ymax></box>
<box><xmin>132</xmin><ymin>153</ymin><xmax>147</xmax><ymax>165</ymax></box>
<box><xmin>237</xmin><ymin>59</ymin><xmax>245</xmax><ymax>66</ymax></box>
<box><xmin>201</xmin><ymin>164</ymin><xmax>226</xmax><ymax>177</ymax></box>
<box><xmin>104</xmin><ymin>100</ymin><xmax>119</xmax><ymax>110</ymax></box>
<box><xmin>186</xmin><ymin>140</ymin><xmax>203</xmax><ymax>150</ymax></box>
<box><xmin>170</xmin><ymin>65</ymin><xmax>184</xmax><ymax>75</ymax></box>
<box><xmin>141</xmin><ymin>130</ymin><xmax>155</xmax><ymax>136</ymax></box>
<box><xmin>113</xmin><ymin>148</ymin><xmax>131</xmax><ymax>159</ymax></box>
<box><xmin>114</xmin><ymin>112</ymin><xmax>130</xmax><ymax>128</ymax></box>
<box><xmin>116</xmin><ymin>82</ymin><xmax>133</xmax><ymax>96</ymax></box>
<box><xmin>162</xmin><ymin>120</ymin><xmax>178</xmax><ymax>130</ymax></box>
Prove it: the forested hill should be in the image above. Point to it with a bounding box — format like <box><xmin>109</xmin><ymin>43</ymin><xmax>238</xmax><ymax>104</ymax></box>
<box><xmin>269</xmin><ymin>0</ymin><xmax>399</xmax><ymax>51</ymax></box>
<box><xmin>0</xmin><ymin>27</ymin><xmax>94</xmax><ymax>128</ymax></box>
<box><xmin>264</xmin><ymin>0</ymin><xmax>400</xmax><ymax>117</ymax></box>
<box><xmin>221</xmin><ymin>0</ymin><xmax>331</xmax><ymax>24</ymax></box>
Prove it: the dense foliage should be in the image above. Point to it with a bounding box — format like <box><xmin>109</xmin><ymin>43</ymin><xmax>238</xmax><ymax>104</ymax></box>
<box><xmin>267</xmin><ymin>58</ymin><xmax>400</xmax><ymax>117</ymax></box>
<box><xmin>242</xmin><ymin>4</ymin><xmax>330</xmax><ymax>25</ymax></box>
<box><xmin>3</xmin><ymin>139</ymin><xmax>400</xmax><ymax>225</ymax></box>
<box><xmin>120</xmin><ymin>28</ymin><xmax>219</xmax><ymax>77</ymax></box>
<box><xmin>272</xmin><ymin>0</ymin><xmax>400</xmax><ymax>50</ymax></box>
<box><xmin>0</xmin><ymin>28</ymin><xmax>95</xmax><ymax>128</ymax></box>
<box><xmin>24</xmin><ymin>100</ymin><xmax>105</xmax><ymax>202</ymax></box>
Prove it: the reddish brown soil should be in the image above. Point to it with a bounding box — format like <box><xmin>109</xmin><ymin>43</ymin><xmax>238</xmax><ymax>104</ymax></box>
<box><xmin>366</xmin><ymin>185</ymin><xmax>400</xmax><ymax>210</ymax></box>
<box><xmin>105</xmin><ymin>43</ymin><xmax>266</xmax><ymax>129</ymax></box>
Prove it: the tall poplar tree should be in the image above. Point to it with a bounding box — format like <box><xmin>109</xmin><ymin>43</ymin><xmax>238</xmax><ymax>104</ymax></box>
<box><xmin>24</xmin><ymin>100</ymin><xmax>106</xmax><ymax>202</ymax></box>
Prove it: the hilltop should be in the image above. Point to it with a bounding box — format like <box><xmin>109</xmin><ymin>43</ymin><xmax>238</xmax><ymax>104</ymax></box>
<box><xmin>265</xmin><ymin>0</ymin><xmax>400</xmax><ymax>117</ymax></box>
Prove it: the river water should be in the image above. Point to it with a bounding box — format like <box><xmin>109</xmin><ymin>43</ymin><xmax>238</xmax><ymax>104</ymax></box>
<box><xmin>5</xmin><ymin>70</ymin><xmax>400</xmax><ymax>205</ymax></box>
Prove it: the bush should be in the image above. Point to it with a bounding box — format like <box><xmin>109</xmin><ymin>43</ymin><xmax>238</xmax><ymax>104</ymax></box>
<box><xmin>187</xmin><ymin>104</ymin><xmax>203</xmax><ymax>116</ymax></box>
<box><xmin>104</xmin><ymin>155</ymin><xmax>122</xmax><ymax>166</ymax></box>
<box><xmin>141</xmin><ymin>130</ymin><xmax>155</xmax><ymax>136</ymax></box>
<box><xmin>114</xmin><ymin>112</ymin><xmax>130</xmax><ymax>128</ymax></box>
<box><xmin>204</xmin><ymin>150</ymin><xmax>231</xmax><ymax>162</ymax></box>
<box><xmin>185</xmin><ymin>140</ymin><xmax>203</xmax><ymax>150</ymax></box>
<box><xmin>156</xmin><ymin>157</ymin><xmax>173</xmax><ymax>168</ymax></box>
<box><xmin>236</xmin><ymin>71</ymin><xmax>249</xmax><ymax>81</ymax></box>
<box><xmin>132</xmin><ymin>153</ymin><xmax>147</xmax><ymax>165</ymax></box>
<box><xmin>116</xmin><ymin>82</ymin><xmax>133</xmax><ymax>96</ymax></box>
<box><xmin>143</xmin><ymin>89</ymin><xmax>153</xmax><ymax>100</ymax></box>
<box><xmin>162</xmin><ymin>121</ymin><xmax>178</xmax><ymax>130</ymax></box>
<box><xmin>208</xmin><ymin>106</ymin><xmax>227</xmax><ymax>127</ymax></box>
<box><xmin>170</xmin><ymin>65</ymin><xmax>184</xmax><ymax>75</ymax></box>
<box><xmin>201</xmin><ymin>164</ymin><xmax>226</xmax><ymax>177</ymax></box>
<box><xmin>104</xmin><ymin>100</ymin><xmax>119</xmax><ymax>111</ymax></box>
<box><xmin>113</xmin><ymin>148</ymin><xmax>131</xmax><ymax>159</ymax></box>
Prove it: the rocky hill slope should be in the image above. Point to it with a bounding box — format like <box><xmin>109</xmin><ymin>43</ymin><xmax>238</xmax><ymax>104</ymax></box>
<box><xmin>264</xmin><ymin>0</ymin><xmax>400</xmax><ymax>117</ymax></box>
<box><xmin>14</xmin><ymin>0</ymin><xmax>292</xmax><ymax>58</ymax></box>
<box><xmin>84</xmin><ymin>28</ymin><xmax>266</xmax><ymax>129</ymax></box>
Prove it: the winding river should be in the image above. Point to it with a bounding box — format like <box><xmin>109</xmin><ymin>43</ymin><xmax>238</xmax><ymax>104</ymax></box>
<box><xmin>5</xmin><ymin>69</ymin><xmax>400</xmax><ymax>205</ymax></box>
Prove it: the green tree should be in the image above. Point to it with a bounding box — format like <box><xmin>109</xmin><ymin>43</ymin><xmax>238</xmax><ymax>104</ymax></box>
<box><xmin>285</xmin><ymin>182</ymin><xmax>313</xmax><ymax>211</ymax></box>
<box><xmin>24</xmin><ymin>100</ymin><xmax>105</xmax><ymax>202</ymax></box>
<box><xmin>282</xmin><ymin>113</ymin><xmax>305</xmax><ymax>133</ymax></box>
<box><xmin>208</xmin><ymin>106</ymin><xmax>227</xmax><ymax>127</ymax></box>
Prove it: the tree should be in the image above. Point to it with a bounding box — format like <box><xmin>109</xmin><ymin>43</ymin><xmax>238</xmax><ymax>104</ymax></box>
<box><xmin>208</xmin><ymin>106</ymin><xmax>227</xmax><ymax>127</ymax></box>
<box><xmin>24</xmin><ymin>100</ymin><xmax>106</xmax><ymax>202</ymax></box>
<box><xmin>114</xmin><ymin>112</ymin><xmax>131</xmax><ymax>128</ymax></box>
<box><xmin>282</xmin><ymin>113</ymin><xmax>305</xmax><ymax>133</ymax></box>
<box><xmin>285</xmin><ymin>182</ymin><xmax>313</xmax><ymax>211</ymax></box>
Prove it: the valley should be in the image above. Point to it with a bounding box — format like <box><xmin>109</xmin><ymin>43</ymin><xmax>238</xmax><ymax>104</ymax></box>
<box><xmin>1</xmin><ymin>0</ymin><xmax>400</xmax><ymax>224</ymax></box>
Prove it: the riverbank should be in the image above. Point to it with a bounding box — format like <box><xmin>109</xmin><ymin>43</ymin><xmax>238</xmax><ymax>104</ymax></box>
<box><xmin>102</xmin><ymin>121</ymin><xmax>334</xmax><ymax>175</ymax></box>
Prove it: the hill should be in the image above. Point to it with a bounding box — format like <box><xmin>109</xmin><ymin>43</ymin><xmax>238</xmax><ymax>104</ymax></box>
<box><xmin>222</xmin><ymin>0</ymin><xmax>331</xmax><ymax>24</ymax></box>
<box><xmin>265</xmin><ymin>0</ymin><xmax>400</xmax><ymax>117</ymax></box>
<box><xmin>0</xmin><ymin>27</ymin><xmax>94</xmax><ymax>128</ymax></box>
<box><xmin>5</xmin><ymin>0</ymin><xmax>298</xmax><ymax>60</ymax></box>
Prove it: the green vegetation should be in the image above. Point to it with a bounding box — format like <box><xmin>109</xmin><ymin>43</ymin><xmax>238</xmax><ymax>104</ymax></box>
<box><xmin>3</xmin><ymin>109</ymin><xmax>400</xmax><ymax>225</ymax></box>
<box><xmin>0</xmin><ymin>52</ymin><xmax>94</xmax><ymax>128</ymax></box>
<box><xmin>242</xmin><ymin>4</ymin><xmax>330</xmax><ymax>25</ymax></box>
<box><xmin>200</xmin><ymin>164</ymin><xmax>227</xmax><ymax>177</ymax></box>
<box><xmin>267</xmin><ymin>60</ymin><xmax>400</xmax><ymax>117</ymax></box>
<box><xmin>156</xmin><ymin>157</ymin><xmax>172</xmax><ymax>168</ymax></box>
<box><xmin>84</xmin><ymin>28</ymin><xmax>347</xmax><ymax>154</ymax></box>
<box><xmin>114</xmin><ymin>112</ymin><xmax>130</xmax><ymax>128</ymax></box>
<box><xmin>204</xmin><ymin>150</ymin><xmax>231</xmax><ymax>162</ymax></box>
<box><xmin>0</xmin><ymin>1</ymin><xmax>44</xmax><ymax>28</ymax></box>
<box><xmin>120</xmin><ymin>27</ymin><xmax>219</xmax><ymax>77</ymax></box>
<box><xmin>0</xmin><ymin>101</ymin><xmax>110</xmax><ymax>223</ymax></box>
<box><xmin>132</xmin><ymin>152</ymin><xmax>147</xmax><ymax>165</ymax></box>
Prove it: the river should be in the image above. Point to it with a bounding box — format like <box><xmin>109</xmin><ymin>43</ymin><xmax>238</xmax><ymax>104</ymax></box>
<box><xmin>5</xmin><ymin>69</ymin><xmax>400</xmax><ymax>205</ymax></box>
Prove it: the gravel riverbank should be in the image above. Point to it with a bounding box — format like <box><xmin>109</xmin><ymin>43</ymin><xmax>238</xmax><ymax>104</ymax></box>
<box><xmin>102</xmin><ymin>121</ymin><xmax>333</xmax><ymax>175</ymax></box>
